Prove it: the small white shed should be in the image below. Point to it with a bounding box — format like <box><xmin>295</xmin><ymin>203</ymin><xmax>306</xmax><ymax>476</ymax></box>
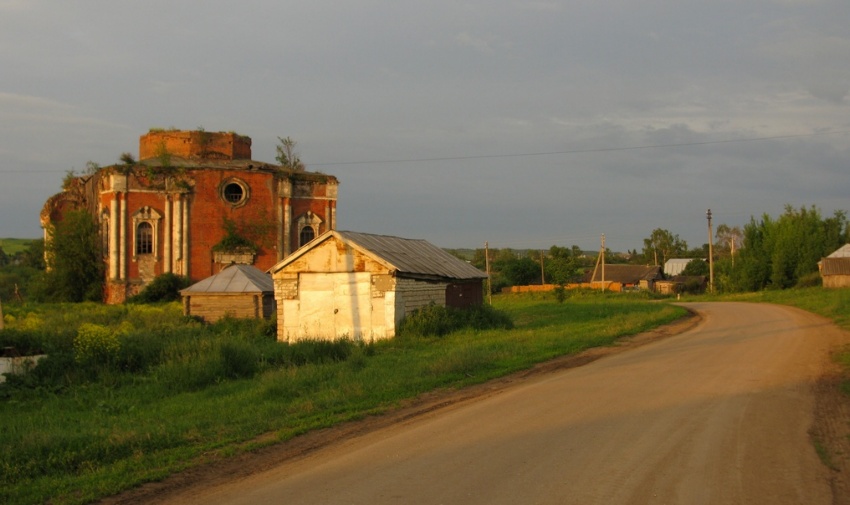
<box><xmin>269</xmin><ymin>230</ymin><xmax>487</xmax><ymax>342</ymax></box>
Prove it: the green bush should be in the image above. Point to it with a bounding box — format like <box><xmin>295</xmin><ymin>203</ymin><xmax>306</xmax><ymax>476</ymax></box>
<box><xmin>796</xmin><ymin>271</ymin><xmax>822</xmax><ymax>288</ymax></box>
<box><xmin>127</xmin><ymin>273</ymin><xmax>191</xmax><ymax>303</ymax></box>
<box><xmin>398</xmin><ymin>303</ymin><xmax>513</xmax><ymax>337</ymax></box>
<box><xmin>554</xmin><ymin>284</ymin><xmax>567</xmax><ymax>304</ymax></box>
<box><xmin>73</xmin><ymin>323</ymin><xmax>121</xmax><ymax>367</ymax></box>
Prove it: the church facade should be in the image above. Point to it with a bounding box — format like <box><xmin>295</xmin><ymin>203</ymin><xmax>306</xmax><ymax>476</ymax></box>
<box><xmin>41</xmin><ymin>129</ymin><xmax>339</xmax><ymax>303</ymax></box>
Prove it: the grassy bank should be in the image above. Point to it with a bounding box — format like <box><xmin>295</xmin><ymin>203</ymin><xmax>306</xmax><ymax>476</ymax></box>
<box><xmin>714</xmin><ymin>287</ymin><xmax>850</xmax><ymax>331</ymax></box>
<box><xmin>0</xmin><ymin>238</ymin><xmax>35</xmax><ymax>255</ymax></box>
<box><xmin>0</xmin><ymin>292</ymin><xmax>684</xmax><ymax>504</ymax></box>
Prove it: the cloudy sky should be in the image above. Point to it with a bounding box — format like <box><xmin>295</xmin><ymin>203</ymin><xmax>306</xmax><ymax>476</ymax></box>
<box><xmin>1</xmin><ymin>0</ymin><xmax>848</xmax><ymax>252</ymax></box>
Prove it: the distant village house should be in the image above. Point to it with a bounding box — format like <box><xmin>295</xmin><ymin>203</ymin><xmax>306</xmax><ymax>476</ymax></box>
<box><xmin>820</xmin><ymin>244</ymin><xmax>850</xmax><ymax>289</ymax></box>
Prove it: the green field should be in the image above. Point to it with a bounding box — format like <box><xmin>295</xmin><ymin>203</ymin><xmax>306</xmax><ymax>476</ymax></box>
<box><xmin>0</xmin><ymin>238</ymin><xmax>36</xmax><ymax>255</ymax></box>
<box><xmin>0</xmin><ymin>292</ymin><xmax>685</xmax><ymax>504</ymax></box>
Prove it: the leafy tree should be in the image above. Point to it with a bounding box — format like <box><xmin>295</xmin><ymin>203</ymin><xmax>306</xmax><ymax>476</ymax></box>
<box><xmin>495</xmin><ymin>253</ymin><xmax>540</xmax><ymax>287</ymax></box>
<box><xmin>642</xmin><ymin>228</ymin><xmax>688</xmax><ymax>266</ymax></box>
<box><xmin>732</xmin><ymin>205</ymin><xmax>849</xmax><ymax>291</ymax></box>
<box><xmin>0</xmin><ymin>246</ymin><xmax>8</xmax><ymax>268</ymax></box>
<box><xmin>545</xmin><ymin>246</ymin><xmax>579</xmax><ymax>285</ymax></box>
<box><xmin>715</xmin><ymin>223</ymin><xmax>743</xmax><ymax>258</ymax></box>
<box><xmin>681</xmin><ymin>258</ymin><xmax>709</xmax><ymax>276</ymax></box>
<box><xmin>41</xmin><ymin>210</ymin><xmax>103</xmax><ymax>302</ymax></box>
<box><xmin>16</xmin><ymin>239</ymin><xmax>45</xmax><ymax>270</ymax></box>
<box><xmin>275</xmin><ymin>136</ymin><xmax>305</xmax><ymax>171</ymax></box>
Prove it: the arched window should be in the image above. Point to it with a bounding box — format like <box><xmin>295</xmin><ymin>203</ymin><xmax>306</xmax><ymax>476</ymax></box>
<box><xmin>299</xmin><ymin>226</ymin><xmax>315</xmax><ymax>247</ymax></box>
<box><xmin>136</xmin><ymin>222</ymin><xmax>153</xmax><ymax>255</ymax></box>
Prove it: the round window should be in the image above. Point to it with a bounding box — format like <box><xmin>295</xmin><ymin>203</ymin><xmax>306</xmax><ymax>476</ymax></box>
<box><xmin>221</xmin><ymin>180</ymin><xmax>248</xmax><ymax>206</ymax></box>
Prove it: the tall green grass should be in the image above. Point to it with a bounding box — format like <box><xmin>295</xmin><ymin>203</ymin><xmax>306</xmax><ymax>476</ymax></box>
<box><xmin>0</xmin><ymin>294</ymin><xmax>685</xmax><ymax>504</ymax></box>
<box><xmin>717</xmin><ymin>287</ymin><xmax>850</xmax><ymax>331</ymax></box>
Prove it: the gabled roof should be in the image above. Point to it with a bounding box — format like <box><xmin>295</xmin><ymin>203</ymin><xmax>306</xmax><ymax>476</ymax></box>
<box><xmin>181</xmin><ymin>264</ymin><xmax>274</xmax><ymax>294</ymax></box>
<box><xmin>664</xmin><ymin>258</ymin><xmax>700</xmax><ymax>276</ymax></box>
<box><xmin>270</xmin><ymin>230</ymin><xmax>487</xmax><ymax>281</ymax></box>
<box><xmin>827</xmin><ymin>244</ymin><xmax>850</xmax><ymax>258</ymax></box>
<box><xmin>583</xmin><ymin>264</ymin><xmax>663</xmax><ymax>284</ymax></box>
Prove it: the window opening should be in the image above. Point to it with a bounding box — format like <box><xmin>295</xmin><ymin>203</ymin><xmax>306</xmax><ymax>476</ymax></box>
<box><xmin>299</xmin><ymin>226</ymin><xmax>315</xmax><ymax>247</ymax></box>
<box><xmin>223</xmin><ymin>183</ymin><xmax>244</xmax><ymax>203</ymax></box>
<box><xmin>136</xmin><ymin>222</ymin><xmax>153</xmax><ymax>255</ymax></box>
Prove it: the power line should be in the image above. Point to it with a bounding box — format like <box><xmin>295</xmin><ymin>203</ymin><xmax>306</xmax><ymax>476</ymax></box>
<box><xmin>1</xmin><ymin>129</ymin><xmax>847</xmax><ymax>173</ymax></box>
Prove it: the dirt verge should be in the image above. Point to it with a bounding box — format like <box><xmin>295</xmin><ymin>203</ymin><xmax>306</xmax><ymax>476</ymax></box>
<box><xmin>811</xmin><ymin>363</ymin><xmax>850</xmax><ymax>505</ymax></box>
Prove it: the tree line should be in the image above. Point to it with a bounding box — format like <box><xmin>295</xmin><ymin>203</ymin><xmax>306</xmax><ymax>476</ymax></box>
<box><xmin>449</xmin><ymin>205</ymin><xmax>848</xmax><ymax>294</ymax></box>
<box><xmin>2</xmin><ymin>204</ymin><xmax>848</xmax><ymax>304</ymax></box>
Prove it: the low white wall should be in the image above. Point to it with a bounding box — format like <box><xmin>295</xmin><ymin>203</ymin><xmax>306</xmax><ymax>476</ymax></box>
<box><xmin>0</xmin><ymin>355</ymin><xmax>46</xmax><ymax>383</ymax></box>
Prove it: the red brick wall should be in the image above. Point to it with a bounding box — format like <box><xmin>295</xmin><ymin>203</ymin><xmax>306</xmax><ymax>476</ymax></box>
<box><xmin>100</xmin><ymin>167</ymin><xmax>337</xmax><ymax>302</ymax></box>
<box><xmin>186</xmin><ymin>170</ymin><xmax>281</xmax><ymax>279</ymax></box>
<box><xmin>139</xmin><ymin>131</ymin><xmax>252</xmax><ymax>160</ymax></box>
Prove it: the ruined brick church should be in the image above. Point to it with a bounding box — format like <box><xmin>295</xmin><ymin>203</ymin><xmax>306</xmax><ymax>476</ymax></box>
<box><xmin>41</xmin><ymin>129</ymin><xmax>338</xmax><ymax>303</ymax></box>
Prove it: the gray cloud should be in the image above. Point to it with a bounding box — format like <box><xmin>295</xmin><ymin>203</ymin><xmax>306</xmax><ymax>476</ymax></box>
<box><xmin>0</xmin><ymin>0</ymin><xmax>848</xmax><ymax>253</ymax></box>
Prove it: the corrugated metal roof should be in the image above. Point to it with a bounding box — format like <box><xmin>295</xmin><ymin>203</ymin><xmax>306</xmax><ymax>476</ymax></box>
<box><xmin>828</xmin><ymin>244</ymin><xmax>850</xmax><ymax>258</ymax></box>
<box><xmin>181</xmin><ymin>264</ymin><xmax>274</xmax><ymax>294</ymax></box>
<box><xmin>821</xmin><ymin>257</ymin><xmax>850</xmax><ymax>276</ymax></box>
<box><xmin>336</xmin><ymin>231</ymin><xmax>487</xmax><ymax>280</ymax></box>
<box><xmin>583</xmin><ymin>264</ymin><xmax>663</xmax><ymax>284</ymax></box>
<box><xmin>664</xmin><ymin>258</ymin><xmax>701</xmax><ymax>276</ymax></box>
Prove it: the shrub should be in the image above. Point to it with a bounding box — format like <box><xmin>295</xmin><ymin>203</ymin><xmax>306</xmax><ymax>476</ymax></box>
<box><xmin>127</xmin><ymin>273</ymin><xmax>191</xmax><ymax>303</ymax></box>
<box><xmin>796</xmin><ymin>271</ymin><xmax>822</xmax><ymax>288</ymax></box>
<box><xmin>74</xmin><ymin>323</ymin><xmax>121</xmax><ymax>367</ymax></box>
<box><xmin>398</xmin><ymin>303</ymin><xmax>513</xmax><ymax>337</ymax></box>
<box><xmin>554</xmin><ymin>284</ymin><xmax>567</xmax><ymax>304</ymax></box>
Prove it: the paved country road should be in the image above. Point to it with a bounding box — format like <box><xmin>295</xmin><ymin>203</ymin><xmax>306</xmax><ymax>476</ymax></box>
<box><xmin>115</xmin><ymin>302</ymin><xmax>850</xmax><ymax>505</ymax></box>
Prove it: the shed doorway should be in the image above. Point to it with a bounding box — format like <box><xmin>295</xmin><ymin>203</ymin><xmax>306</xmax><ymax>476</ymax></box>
<box><xmin>299</xmin><ymin>273</ymin><xmax>372</xmax><ymax>340</ymax></box>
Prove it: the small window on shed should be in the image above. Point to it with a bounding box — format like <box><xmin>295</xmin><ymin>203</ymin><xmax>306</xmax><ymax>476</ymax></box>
<box><xmin>299</xmin><ymin>226</ymin><xmax>315</xmax><ymax>247</ymax></box>
<box><xmin>136</xmin><ymin>222</ymin><xmax>153</xmax><ymax>255</ymax></box>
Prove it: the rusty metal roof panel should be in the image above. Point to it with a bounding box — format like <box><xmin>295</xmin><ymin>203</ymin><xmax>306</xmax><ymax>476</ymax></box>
<box><xmin>181</xmin><ymin>264</ymin><xmax>274</xmax><ymax>294</ymax></box>
<box><xmin>337</xmin><ymin>231</ymin><xmax>487</xmax><ymax>280</ymax></box>
<box><xmin>583</xmin><ymin>264</ymin><xmax>663</xmax><ymax>284</ymax></box>
<box><xmin>821</xmin><ymin>257</ymin><xmax>850</xmax><ymax>276</ymax></box>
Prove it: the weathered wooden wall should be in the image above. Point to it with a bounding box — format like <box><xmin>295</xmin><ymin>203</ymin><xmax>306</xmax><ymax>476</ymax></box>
<box><xmin>185</xmin><ymin>293</ymin><xmax>273</xmax><ymax>323</ymax></box>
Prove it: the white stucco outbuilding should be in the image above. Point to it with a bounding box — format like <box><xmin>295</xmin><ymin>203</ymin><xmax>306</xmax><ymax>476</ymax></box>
<box><xmin>269</xmin><ymin>230</ymin><xmax>487</xmax><ymax>342</ymax></box>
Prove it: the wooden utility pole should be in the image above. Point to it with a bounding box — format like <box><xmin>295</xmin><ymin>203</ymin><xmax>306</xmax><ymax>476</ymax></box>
<box><xmin>485</xmin><ymin>242</ymin><xmax>492</xmax><ymax>305</ymax></box>
<box><xmin>601</xmin><ymin>234</ymin><xmax>606</xmax><ymax>292</ymax></box>
<box><xmin>540</xmin><ymin>250</ymin><xmax>545</xmax><ymax>285</ymax></box>
<box><xmin>707</xmin><ymin>209</ymin><xmax>714</xmax><ymax>293</ymax></box>
<box><xmin>591</xmin><ymin>234</ymin><xmax>606</xmax><ymax>291</ymax></box>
